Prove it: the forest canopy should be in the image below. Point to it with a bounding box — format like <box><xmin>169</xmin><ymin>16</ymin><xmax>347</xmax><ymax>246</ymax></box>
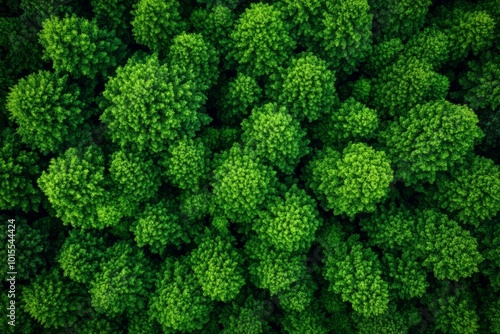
<box><xmin>1</xmin><ymin>0</ymin><xmax>500</xmax><ymax>333</ymax></box>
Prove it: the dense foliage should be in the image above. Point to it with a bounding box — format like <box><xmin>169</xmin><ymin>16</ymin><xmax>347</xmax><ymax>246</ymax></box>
<box><xmin>1</xmin><ymin>0</ymin><xmax>500</xmax><ymax>332</ymax></box>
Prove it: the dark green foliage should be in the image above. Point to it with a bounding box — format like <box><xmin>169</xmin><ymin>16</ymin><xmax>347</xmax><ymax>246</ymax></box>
<box><xmin>277</xmin><ymin>272</ymin><xmax>317</xmax><ymax>312</ymax></box>
<box><xmin>0</xmin><ymin>285</ymin><xmax>39</xmax><ymax>334</ymax></box>
<box><xmin>189</xmin><ymin>229</ymin><xmax>245</xmax><ymax>302</ymax></box>
<box><xmin>402</xmin><ymin>27</ymin><xmax>450</xmax><ymax>68</ymax></box>
<box><xmin>89</xmin><ymin>241</ymin><xmax>153</xmax><ymax>316</ymax></box>
<box><xmin>415</xmin><ymin>210</ymin><xmax>483</xmax><ymax>281</ymax></box>
<box><xmin>179</xmin><ymin>188</ymin><xmax>211</xmax><ymax>222</ymax></box>
<box><xmin>320</xmin><ymin>0</ymin><xmax>372</xmax><ymax>75</ymax></box>
<box><xmin>159</xmin><ymin>137</ymin><xmax>210</xmax><ymax>190</ymax></box>
<box><xmin>190</xmin><ymin>5</ymin><xmax>235</xmax><ymax>61</ymax></box>
<box><xmin>211</xmin><ymin>145</ymin><xmax>278</xmax><ymax>223</ymax></box>
<box><xmin>350</xmin><ymin>78</ymin><xmax>371</xmax><ymax>104</ymax></box>
<box><xmin>382</xmin><ymin>100</ymin><xmax>484</xmax><ymax>185</ymax></box>
<box><xmin>281</xmin><ymin>302</ymin><xmax>331</xmax><ymax>334</ymax></box>
<box><xmin>0</xmin><ymin>216</ymin><xmax>48</xmax><ymax>281</ymax></box>
<box><xmin>323</xmin><ymin>233</ymin><xmax>390</xmax><ymax>317</ymax></box>
<box><xmin>361</xmin><ymin>205</ymin><xmax>484</xmax><ymax>281</ymax></box>
<box><xmin>22</xmin><ymin>268</ymin><xmax>87</xmax><ymax>329</ymax></box>
<box><xmin>229</xmin><ymin>2</ymin><xmax>295</xmax><ymax>77</ymax></box>
<box><xmin>219</xmin><ymin>293</ymin><xmax>272</xmax><ymax>333</ymax></box>
<box><xmin>217</xmin><ymin>73</ymin><xmax>262</xmax><ymax>124</ymax></box>
<box><xmin>429</xmin><ymin>155</ymin><xmax>500</xmax><ymax>226</ymax></box>
<box><xmin>271</xmin><ymin>52</ymin><xmax>338</xmax><ymax>122</ymax></box>
<box><xmin>72</xmin><ymin>316</ymin><xmax>124</xmax><ymax>334</ymax></box>
<box><xmin>167</xmin><ymin>32</ymin><xmax>219</xmax><ymax>92</ymax></box>
<box><xmin>7</xmin><ymin>70</ymin><xmax>89</xmax><ymax>154</ymax></box>
<box><xmin>0</xmin><ymin>129</ymin><xmax>42</xmax><ymax>211</ymax></box>
<box><xmin>38</xmin><ymin>145</ymin><xmax>108</xmax><ymax>229</ymax></box>
<box><xmin>128</xmin><ymin>312</ymin><xmax>163</xmax><ymax>334</ymax></box>
<box><xmin>423</xmin><ymin>281</ymin><xmax>480</xmax><ymax>334</ymax></box>
<box><xmin>477</xmin><ymin>219</ymin><xmax>500</xmax><ymax>291</ymax></box>
<box><xmin>131</xmin><ymin>0</ymin><xmax>186</xmax><ymax>54</ymax></box>
<box><xmin>360</xmin><ymin>204</ymin><xmax>416</xmax><ymax>251</ymax></box>
<box><xmin>150</xmin><ymin>258</ymin><xmax>214</xmax><ymax>332</ymax></box>
<box><xmin>0</xmin><ymin>17</ymin><xmax>42</xmax><ymax>74</ymax></box>
<box><xmin>460</xmin><ymin>50</ymin><xmax>500</xmax><ymax>147</ymax></box>
<box><xmin>3</xmin><ymin>1</ymin><xmax>500</xmax><ymax>332</ymax></box>
<box><xmin>253</xmin><ymin>184</ymin><xmax>321</xmax><ymax>252</ymax></box>
<box><xmin>199</xmin><ymin>125</ymin><xmax>241</xmax><ymax>152</ymax></box>
<box><xmin>352</xmin><ymin>303</ymin><xmax>421</xmax><ymax>334</ymax></box>
<box><xmin>91</xmin><ymin>0</ymin><xmax>134</xmax><ymax>42</ymax></box>
<box><xmin>370</xmin><ymin>0</ymin><xmax>431</xmax><ymax>42</ymax></box>
<box><xmin>483</xmin><ymin>298</ymin><xmax>500</xmax><ymax>333</ymax></box>
<box><xmin>365</xmin><ymin>38</ymin><xmax>404</xmax><ymax>73</ymax></box>
<box><xmin>57</xmin><ymin>228</ymin><xmax>108</xmax><ymax>284</ymax></box>
<box><xmin>325</xmin><ymin>97</ymin><xmax>379</xmax><ymax>143</ymax></box>
<box><xmin>305</xmin><ymin>142</ymin><xmax>393</xmax><ymax>217</ymax></box>
<box><xmin>278</xmin><ymin>0</ymin><xmax>372</xmax><ymax>76</ymax></box>
<box><xmin>371</xmin><ymin>57</ymin><xmax>450</xmax><ymax>117</ymax></box>
<box><xmin>241</xmin><ymin>103</ymin><xmax>310</xmax><ymax>174</ymax></box>
<box><xmin>461</xmin><ymin>50</ymin><xmax>500</xmax><ymax>111</ymax></box>
<box><xmin>131</xmin><ymin>198</ymin><xmax>189</xmax><ymax>253</ymax></box>
<box><xmin>109</xmin><ymin>149</ymin><xmax>161</xmax><ymax>201</ymax></box>
<box><xmin>100</xmin><ymin>54</ymin><xmax>208</xmax><ymax>153</ymax></box>
<box><xmin>443</xmin><ymin>7</ymin><xmax>496</xmax><ymax>62</ymax></box>
<box><xmin>319</xmin><ymin>289</ymin><xmax>355</xmax><ymax>331</ymax></box>
<box><xmin>245</xmin><ymin>236</ymin><xmax>308</xmax><ymax>295</ymax></box>
<box><xmin>18</xmin><ymin>0</ymin><xmax>79</xmax><ymax>31</ymax></box>
<box><xmin>195</xmin><ymin>0</ymin><xmax>241</xmax><ymax>10</ymax></box>
<box><xmin>39</xmin><ymin>15</ymin><xmax>126</xmax><ymax>79</ymax></box>
<box><xmin>383</xmin><ymin>250</ymin><xmax>429</xmax><ymax>300</ymax></box>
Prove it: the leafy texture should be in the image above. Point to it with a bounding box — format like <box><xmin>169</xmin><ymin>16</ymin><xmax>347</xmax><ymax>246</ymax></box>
<box><xmin>382</xmin><ymin>100</ymin><xmax>484</xmax><ymax>185</ymax></box>
<box><xmin>109</xmin><ymin>150</ymin><xmax>161</xmax><ymax>201</ymax></box>
<box><xmin>326</xmin><ymin>97</ymin><xmax>379</xmax><ymax>142</ymax></box>
<box><xmin>218</xmin><ymin>73</ymin><xmax>262</xmax><ymax>124</ymax></box>
<box><xmin>211</xmin><ymin>145</ymin><xmax>278</xmax><ymax>223</ymax></box>
<box><xmin>229</xmin><ymin>3</ymin><xmax>295</xmax><ymax>77</ymax></box>
<box><xmin>190</xmin><ymin>5</ymin><xmax>235</xmax><ymax>60</ymax></box>
<box><xmin>150</xmin><ymin>258</ymin><xmax>213</xmax><ymax>332</ymax></box>
<box><xmin>3</xmin><ymin>1</ymin><xmax>500</xmax><ymax>332</ymax></box>
<box><xmin>254</xmin><ymin>184</ymin><xmax>321</xmax><ymax>252</ymax></box>
<box><xmin>38</xmin><ymin>145</ymin><xmax>108</xmax><ymax>229</ymax></box>
<box><xmin>131</xmin><ymin>198</ymin><xmax>189</xmax><ymax>253</ymax></box>
<box><xmin>414</xmin><ymin>210</ymin><xmax>483</xmax><ymax>281</ymax></box>
<box><xmin>241</xmin><ymin>103</ymin><xmax>310</xmax><ymax>174</ymax></box>
<box><xmin>57</xmin><ymin>228</ymin><xmax>108</xmax><ymax>284</ymax></box>
<box><xmin>39</xmin><ymin>15</ymin><xmax>125</xmax><ymax>79</ymax></box>
<box><xmin>131</xmin><ymin>0</ymin><xmax>185</xmax><ymax>54</ymax></box>
<box><xmin>22</xmin><ymin>268</ymin><xmax>87</xmax><ymax>329</ymax></box>
<box><xmin>168</xmin><ymin>32</ymin><xmax>219</xmax><ymax>93</ymax></box>
<box><xmin>101</xmin><ymin>54</ymin><xmax>207</xmax><ymax>153</ymax></box>
<box><xmin>245</xmin><ymin>237</ymin><xmax>307</xmax><ymax>295</ymax></box>
<box><xmin>306</xmin><ymin>143</ymin><xmax>393</xmax><ymax>217</ymax></box>
<box><xmin>323</xmin><ymin>234</ymin><xmax>390</xmax><ymax>317</ymax></box>
<box><xmin>273</xmin><ymin>52</ymin><xmax>338</xmax><ymax>122</ymax></box>
<box><xmin>0</xmin><ymin>129</ymin><xmax>42</xmax><ymax>211</ymax></box>
<box><xmin>89</xmin><ymin>242</ymin><xmax>153</xmax><ymax>316</ymax></box>
<box><xmin>190</xmin><ymin>229</ymin><xmax>245</xmax><ymax>302</ymax></box>
<box><xmin>7</xmin><ymin>71</ymin><xmax>88</xmax><ymax>154</ymax></box>
<box><xmin>370</xmin><ymin>0</ymin><xmax>431</xmax><ymax>42</ymax></box>
<box><xmin>160</xmin><ymin>137</ymin><xmax>210</xmax><ymax>191</ymax></box>
<box><xmin>371</xmin><ymin>57</ymin><xmax>449</xmax><ymax>117</ymax></box>
<box><xmin>0</xmin><ymin>216</ymin><xmax>48</xmax><ymax>281</ymax></box>
<box><xmin>321</xmin><ymin>0</ymin><xmax>372</xmax><ymax>75</ymax></box>
<box><xmin>429</xmin><ymin>155</ymin><xmax>500</xmax><ymax>226</ymax></box>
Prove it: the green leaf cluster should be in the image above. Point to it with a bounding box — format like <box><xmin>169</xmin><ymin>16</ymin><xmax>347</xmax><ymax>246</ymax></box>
<box><xmin>306</xmin><ymin>142</ymin><xmax>393</xmax><ymax>217</ymax></box>
<box><xmin>3</xmin><ymin>1</ymin><xmax>500</xmax><ymax>332</ymax></box>
<box><xmin>39</xmin><ymin>15</ymin><xmax>126</xmax><ymax>79</ymax></box>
